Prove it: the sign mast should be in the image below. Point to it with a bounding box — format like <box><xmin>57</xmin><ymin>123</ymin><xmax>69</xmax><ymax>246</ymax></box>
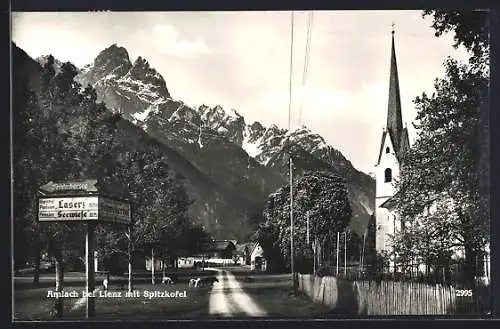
<box><xmin>38</xmin><ymin>178</ymin><xmax>131</xmax><ymax>318</ymax></box>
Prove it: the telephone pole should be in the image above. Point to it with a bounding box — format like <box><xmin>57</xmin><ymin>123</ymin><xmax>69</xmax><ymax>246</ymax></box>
<box><xmin>288</xmin><ymin>11</ymin><xmax>297</xmax><ymax>294</ymax></box>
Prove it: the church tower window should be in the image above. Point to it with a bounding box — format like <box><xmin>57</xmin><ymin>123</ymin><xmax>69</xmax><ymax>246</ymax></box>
<box><xmin>384</xmin><ymin>168</ymin><xmax>392</xmax><ymax>183</ymax></box>
<box><xmin>386</xmin><ymin>147</ymin><xmax>390</xmax><ymax>153</ymax></box>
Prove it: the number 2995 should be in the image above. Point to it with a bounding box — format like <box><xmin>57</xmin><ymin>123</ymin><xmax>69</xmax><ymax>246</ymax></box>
<box><xmin>456</xmin><ymin>289</ymin><xmax>472</xmax><ymax>297</ymax></box>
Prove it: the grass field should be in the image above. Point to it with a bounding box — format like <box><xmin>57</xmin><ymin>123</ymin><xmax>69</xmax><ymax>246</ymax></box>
<box><xmin>13</xmin><ymin>269</ymin><xmax>217</xmax><ymax>321</ymax></box>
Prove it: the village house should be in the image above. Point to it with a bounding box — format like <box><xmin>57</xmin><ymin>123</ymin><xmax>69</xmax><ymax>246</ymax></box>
<box><xmin>234</xmin><ymin>244</ymin><xmax>247</xmax><ymax>265</ymax></box>
<box><xmin>205</xmin><ymin>240</ymin><xmax>237</xmax><ymax>259</ymax></box>
<box><xmin>250</xmin><ymin>242</ymin><xmax>267</xmax><ymax>271</ymax></box>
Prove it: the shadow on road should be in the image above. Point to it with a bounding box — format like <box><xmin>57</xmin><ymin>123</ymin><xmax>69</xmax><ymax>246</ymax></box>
<box><xmin>322</xmin><ymin>279</ymin><xmax>360</xmax><ymax>316</ymax></box>
<box><xmin>229</xmin><ymin>271</ymin><xmax>332</xmax><ymax>317</ymax></box>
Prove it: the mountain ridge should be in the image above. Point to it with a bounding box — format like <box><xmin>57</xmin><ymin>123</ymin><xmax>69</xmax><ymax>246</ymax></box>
<box><xmin>32</xmin><ymin>43</ymin><xmax>375</xmax><ymax>238</ymax></box>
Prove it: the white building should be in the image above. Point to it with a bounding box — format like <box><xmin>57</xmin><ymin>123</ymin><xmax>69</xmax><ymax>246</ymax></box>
<box><xmin>374</xmin><ymin>28</ymin><xmax>410</xmax><ymax>265</ymax></box>
<box><xmin>374</xmin><ymin>29</ymin><xmax>490</xmax><ymax>283</ymax></box>
<box><xmin>250</xmin><ymin>242</ymin><xmax>267</xmax><ymax>271</ymax></box>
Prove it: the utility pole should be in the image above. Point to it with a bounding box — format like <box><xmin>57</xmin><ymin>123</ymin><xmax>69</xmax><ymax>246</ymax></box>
<box><xmin>290</xmin><ymin>157</ymin><xmax>295</xmax><ymax>292</ymax></box>
<box><xmin>314</xmin><ymin>236</ymin><xmax>318</xmax><ymax>276</ymax></box>
<box><xmin>151</xmin><ymin>247</ymin><xmax>155</xmax><ymax>285</ymax></box>
<box><xmin>306</xmin><ymin>211</ymin><xmax>310</xmax><ymax>246</ymax></box>
<box><xmin>336</xmin><ymin>231</ymin><xmax>340</xmax><ymax>276</ymax></box>
<box><xmin>287</xmin><ymin>10</ymin><xmax>296</xmax><ymax>295</ymax></box>
<box><xmin>85</xmin><ymin>223</ymin><xmax>96</xmax><ymax>318</ymax></box>
<box><xmin>344</xmin><ymin>231</ymin><xmax>347</xmax><ymax>276</ymax></box>
<box><xmin>128</xmin><ymin>224</ymin><xmax>133</xmax><ymax>293</ymax></box>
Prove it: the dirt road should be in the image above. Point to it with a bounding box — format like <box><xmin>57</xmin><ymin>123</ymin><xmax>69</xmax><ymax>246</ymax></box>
<box><xmin>208</xmin><ymin>268</ymin><xmax>267</xmax><ymax>317</ymax></box>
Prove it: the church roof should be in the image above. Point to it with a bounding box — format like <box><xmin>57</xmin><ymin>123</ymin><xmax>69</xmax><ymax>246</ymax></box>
<box><xmin>387</xmin><ymin>30</ymin><xmax>403</xmax><ymax>151</ymax></box>
<box><xmin>376</xmin><ymin>126</ymin><xmax>410</xmax><ymax>165</ymax></box>
<box><xmin>379</xmin><ymin>191</ymin><xmax>400</xmax><ymax>210</ymax></box>
<box><xmin>377</xmin><ymin>28</ymin><xmax>410</xmax><ymax>166</ymax></box>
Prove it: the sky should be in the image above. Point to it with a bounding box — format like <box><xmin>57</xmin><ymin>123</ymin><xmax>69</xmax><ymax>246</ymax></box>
<box><xmin>11</xmin><ymin>11</ymin><xmax>471</xmax><ymax>174</ymax></box>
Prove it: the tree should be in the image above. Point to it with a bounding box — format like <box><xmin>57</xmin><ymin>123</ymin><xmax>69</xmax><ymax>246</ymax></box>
<box><xmin>13</xmin><ymin>54</ymin><xmax>124</xmax><ymax>290</ymax></box>
<box><xmin>12</xmin><ymin>55</ymin><xmax>126</xmax><ymax>317</ymax></box>
<box><xmin>256</xmin><ymin>171</ymin><xmax>352</xmax><ymax>272</ymax></box>
<box><xmin>392</xmin><ymin>10</ymin><xmax>489</xmax><ymax>285</ymax></box>
<box><xmin>423</xmin><ymin>10</ymin><xmax>489</xmax><ymax>66</ymax></box>
<box><xmin>253</xmin><ymin>221</ymin><xmax>287</xmax><ymax>273</ymax></box>
<box><xmin>94</xmin><ymin>149</ymin><xmax>202</xmax><ymax>283</ymax></box>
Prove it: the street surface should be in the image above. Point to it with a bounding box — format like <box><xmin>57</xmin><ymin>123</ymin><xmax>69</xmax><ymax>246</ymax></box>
<box><xmin>207</xmin><ymin>268</ymin><xmax>267</xmax><ymax>316</ymax></box>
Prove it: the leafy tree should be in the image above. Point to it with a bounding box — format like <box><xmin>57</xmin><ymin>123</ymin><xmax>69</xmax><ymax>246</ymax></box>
<box><xmin>256</xmin><ymin>171</ymin><xmax>352</xmax><ymax>272</ymax></box>
<box><xmin>392</xmin><ymin>10</ymin><xmax>489</xmax><ymax>285</ymax></box>
<box><xmin>13</xmin><ymin>54</ymin><xmax>124</xmax><ymax>287</ymax></box>
<box><xmin>94</xmin><ymin>149</ymin><xmax>202</xmax><ymax>278</ymax></box>
<box><xmin>252</xmin><ymin>221</ymin><xmax>287</xmax><ymax>273</ymax></box>
<box><xmin>423</xmin><ymin>10</ymin><xmax>489</xmax><ymax>65</ymax></box>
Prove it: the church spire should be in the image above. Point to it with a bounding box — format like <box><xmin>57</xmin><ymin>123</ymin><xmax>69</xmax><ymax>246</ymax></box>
<box><xmin>386</xmin><ymin>23</ymin><xmax>403</xmax><ymax>150</ymax></box>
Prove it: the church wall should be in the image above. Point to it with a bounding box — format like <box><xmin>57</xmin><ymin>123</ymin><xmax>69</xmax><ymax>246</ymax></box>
<box><xmin>375</xmin><ymin>135</ymin><xmax>400</xmax><ymax>208</ymax></box>
<box><xmin>375</xmin><ymin>135</ymin><xmax>400</xmax><ymax>255</ymax></box>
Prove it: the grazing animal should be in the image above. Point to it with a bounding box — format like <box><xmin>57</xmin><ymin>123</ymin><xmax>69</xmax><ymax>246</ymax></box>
<box><xmin>102</xmin><ymin>278</ymin><xmax>109</xmax><ymax>291</ymax></box>
<box><xmin>189</xmin><ymin>278</ymin><xmax>201</xmax><ymax>288</ymax></box>
<box><xmin>162</xmin><ymin>276</ymin><xmax>174</xmax><ymax>285</ymax></box>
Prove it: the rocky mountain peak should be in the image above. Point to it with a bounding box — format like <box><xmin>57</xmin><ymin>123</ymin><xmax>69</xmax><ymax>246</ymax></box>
<box><xmin>127</xmin><ymin>56</ymin><xmax>170</xmax><ymax>99</ymax></box>
<box><xmin>250</xmin><ymin>121</ymin><xmax>265</xmax><ymax>132</ymax></box>
<box><xmin>90</xmin><ymin>44</ymin><xmax>132</xmax><ymax>83</ymax></box>
<box><xmin>97</xmin><ymin>44</ymin><xmax>131</xmax><ymax>65</ymax></box>
<box><xmin>36</xmin><ymin>55</ymin><xmax>64</xmax><ymax>74</ymax></box>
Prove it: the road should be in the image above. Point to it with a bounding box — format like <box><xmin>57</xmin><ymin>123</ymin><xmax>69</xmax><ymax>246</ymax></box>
<box><xmin>207</xmin><ymin>268</ymin><xmax>267</xmax><ymax>317</ymax></box>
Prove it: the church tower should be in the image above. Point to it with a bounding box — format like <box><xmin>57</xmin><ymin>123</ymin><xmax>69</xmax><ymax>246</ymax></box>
<box><xmin>375</xmin><ymin>27</ymin><xmax>410</xmax><ymax>258</ymax></box>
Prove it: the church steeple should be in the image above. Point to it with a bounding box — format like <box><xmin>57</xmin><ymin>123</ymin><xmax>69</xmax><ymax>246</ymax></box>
<box><xmin>386</xmin><ymin>25</ymin><xmax>403</xmax><ymax>151</ymax></box>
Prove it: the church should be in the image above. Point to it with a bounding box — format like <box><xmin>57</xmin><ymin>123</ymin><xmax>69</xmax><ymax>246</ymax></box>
<box><xmin>374</xmin><ymin>27</ymin><xmax>410</xmax><ymax>270</ymax></box>
<box><xmin>373</xmin><ymin>29</ymin><xmax>490</xmax><ymax>283</ymax></box>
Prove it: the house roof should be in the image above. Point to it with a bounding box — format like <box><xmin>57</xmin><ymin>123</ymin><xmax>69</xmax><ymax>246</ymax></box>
<box><xmin>234</xmin><ymin>244</ymin><xmax>247</xmax><ymax>255</ymax></box>
<box><xmin>379</xmin><ymin>192</ymin><xmax>400</xmax><ymax>210</ymax></box>
<box><xmin>248</xmin><ymin>242</ymin><xmax>259</xmax><ymax>255</ymax></box>
<box><xmin>205</xmin><ymin>240</ymin><xmax>236</xmax><ymax>252</ymax></box>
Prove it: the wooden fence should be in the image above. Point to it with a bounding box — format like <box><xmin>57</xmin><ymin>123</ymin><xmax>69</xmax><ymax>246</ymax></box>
<box><xmin>297</xmin><ymin>274</ymin><xmax>488</xmax><ymax>315</ymax></box>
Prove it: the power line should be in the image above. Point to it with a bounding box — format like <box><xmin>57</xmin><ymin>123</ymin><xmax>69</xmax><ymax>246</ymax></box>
<box><xmin>298</xmin><ymin>11</ymin><xmax>314</xmax><ymax>127</ymax></box>
<box><xmin>288</xmin><ymin>12</ymin><xmax>295</xmax><ymax>133</ymax></box>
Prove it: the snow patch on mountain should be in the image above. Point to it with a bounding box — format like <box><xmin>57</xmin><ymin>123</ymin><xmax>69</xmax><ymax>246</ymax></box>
<box><xmin>169</xmin><ymin>103</ymin><xmax>186</xmax><ymax>122</ymax></box>
<box><xmin>132</xmin><ymin>105</ymin><xmax>155</xmax><ymax>123</ymax></box>
<box><xmin>80</xmin><ymin>63</ymin><xmax>93</xmax><ymax>75</ymax></box>
<box><xmin>242</xmin><ymin>130</ymin><xmax>262</xmax><ymax>158</ymax></box>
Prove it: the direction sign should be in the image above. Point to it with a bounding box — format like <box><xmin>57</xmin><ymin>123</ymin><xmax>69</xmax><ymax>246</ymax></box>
<box><xmin>36</xmin><ymin>179</ymin><xmax>131</xmax><ymax>319</ymax></box>
<box><xmin>38</xmin><ymin>197</ymin><xmax>99</xmax><ymax>221</ymax></box>
<box><xmin>39</xmin><ymin>180</ymin><xmax>99</xmax><ymax>193</ymax></box>
<box><xmin>98</xmin><ymin>197</ymin><xmax>131</xmax><ymax>224</ymax></box>
<box><xmin>38</xmin><ymin>196</ymin><xmax>131</xmax><ymax>224</ymax></box>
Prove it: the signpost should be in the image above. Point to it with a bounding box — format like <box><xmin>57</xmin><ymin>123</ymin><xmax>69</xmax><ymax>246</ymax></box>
<box><xmin>37</xmin><ymin>179</ymin><xmax>131</xmax><ymax>319</ymax></box>
<box><xmin>38</xmin><ymin>196</ymin><xmax>131</xmax><ymax>224</ymax></box>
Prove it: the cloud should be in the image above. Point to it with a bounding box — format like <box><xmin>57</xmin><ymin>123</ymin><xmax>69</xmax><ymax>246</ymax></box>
<box><xmin>152</xmin><ymin>24</ymin><xmax>215</xmax><ymax>55</ymax></box>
